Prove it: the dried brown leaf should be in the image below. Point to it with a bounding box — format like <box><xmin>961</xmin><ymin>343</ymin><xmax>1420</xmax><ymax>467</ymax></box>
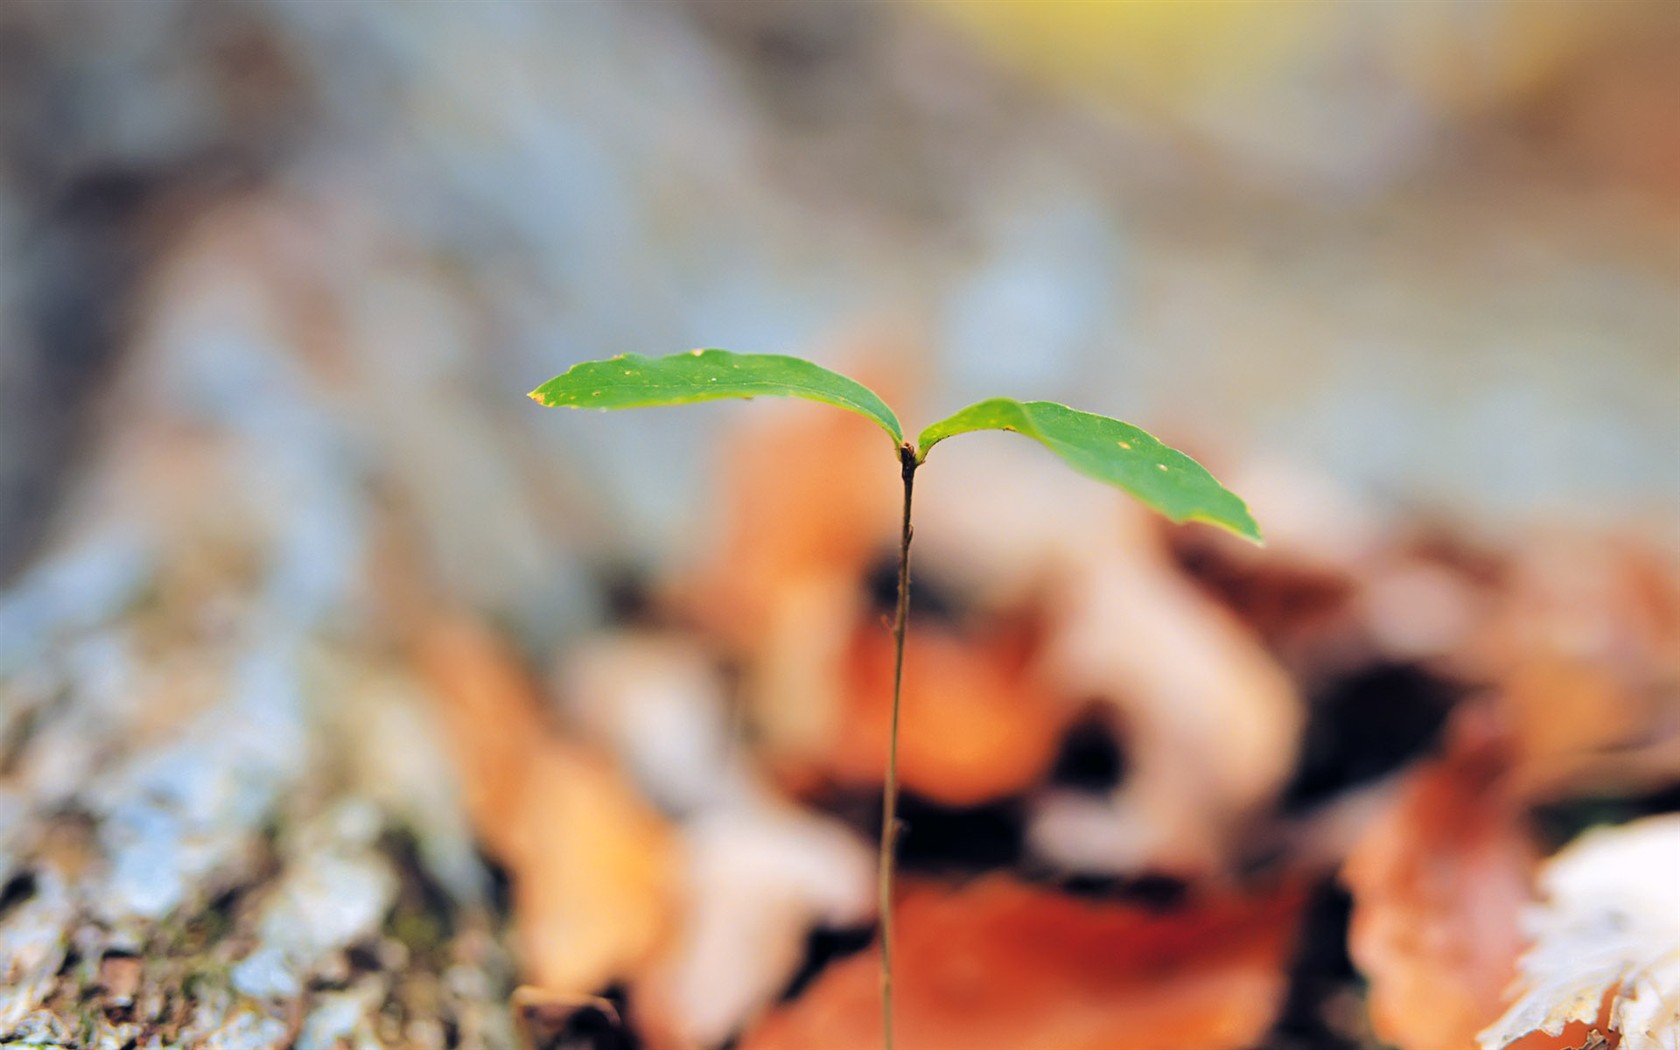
<box><xmin>829</xmin><ymin>618</ymin><xmax>1064</xmax><ymax>806</ymax></box>
<box><xmin>1344</xmin><ymin>706</ymin><xmax>1537</xmax><ymax>1050</ymax></box>
<box><xmin>740</xmin><ymin>876</ymin><xmax>1304</xmax><ymax>1050</ymax></box>
<box><xmin>419</xmin><ymin>617</ymin><xmax>679</xmax><ymax>994</ymax></box>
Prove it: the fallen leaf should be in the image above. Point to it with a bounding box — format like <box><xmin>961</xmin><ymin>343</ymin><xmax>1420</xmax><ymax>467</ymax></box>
<box><xmin>740</xmin><ymin>876</ymin><xmax>1304</xmax><ymax>1050</ymax></box>
<box><xmin>1474</xmin><ymin>535</ymin><xmax>1680</xmax><ymax>802</ymax></box>
<box><xmin>419</xmin><ymin>617</ymin><xmax>679</xmax><ymax>994</ymax></box>
<box><xmin>558</xmin><ymin>630</ymin><xmax>735</xmax><ymax>813</ymax></box>
<box><xmin>1030</xmin><ymin>518</ymin><xmax>1302</xmax><ymax>876</ymax></box>
<box><xmin>643</xmin><ymin>792</ymin><xmax>875</xmax><ymax>1047</ymax></box>
<box><xmin>556</xmin><ymin>625</ymin><xmax>881</xmax><ymax>1046</ymax></box>
<box><xmin>1344</xmin><ymin>705</ymin><xmax>1537</xmax><ymax>1050</ymax></box>
<box><xmin>416</xmin><ymin>617</ymin><xmax>545</xmax><ymax>861</ymax></box>
<box><xmin>1480</xmin><ymin>814</ymin><xmax>1680</xmax><ymax>1050</ymax></box>
<box><xmin>1499</xmin><ymin>656</ymin><xmax>1646</xmax><ymax>801</ymax></box>
<box><xmin>830</xmin><ymin>616</ymin><xmax>1064</xmax><ymax>806</ymax></box>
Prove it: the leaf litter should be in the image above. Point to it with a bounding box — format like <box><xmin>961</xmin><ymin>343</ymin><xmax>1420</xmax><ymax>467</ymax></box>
<box><xmin>4</xmin><ymin>198</ymin><xmax>1677</xmax><ymax>1047</ymax></box>
<box><xmin>405</xmin><ymin>365</ymin><xmax>1680</xmax><ymax>1050</ymax></box>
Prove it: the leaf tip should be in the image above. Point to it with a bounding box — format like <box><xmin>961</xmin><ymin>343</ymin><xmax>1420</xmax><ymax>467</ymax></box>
<box><xmin>1230</xmin><ymin>516</ymin><xmax>1267</xmax><ymax>547</ymax></box>
<box><xmin>1186</xmin><ymin>507</ymin><xmax>1264</xmax><ymax>547</ymax></box>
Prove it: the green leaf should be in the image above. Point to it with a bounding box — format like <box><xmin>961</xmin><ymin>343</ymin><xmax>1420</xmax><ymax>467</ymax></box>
<box><xmin>529</xmin><ymin>349</ymin><xmax>903</xmax><ymax>446</ymax></box>
<box><xmin>917</xmin><ymin>398</ymin><xmax>1261</xmax><ymax>544</ymax></box>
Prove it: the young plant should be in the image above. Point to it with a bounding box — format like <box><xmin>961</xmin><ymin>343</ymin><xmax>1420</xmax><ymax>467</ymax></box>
<box><xmin>530</xmin><ymin>349</ymin><xmax>1261</xmax><ymax>1048</ymax></box>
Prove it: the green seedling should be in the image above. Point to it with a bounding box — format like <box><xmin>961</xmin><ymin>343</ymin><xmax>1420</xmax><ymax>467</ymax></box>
<box><xmin>531</xmin><ymin>349</ymin><xmax>1261</xmax><ymax>1049</ymax></box>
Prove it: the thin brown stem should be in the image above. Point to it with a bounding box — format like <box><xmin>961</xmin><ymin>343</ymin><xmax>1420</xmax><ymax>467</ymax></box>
<box><xmin>880</xmin><ymin>442</ymin><xmax>917</xmax><ymax>1050</ymax></box>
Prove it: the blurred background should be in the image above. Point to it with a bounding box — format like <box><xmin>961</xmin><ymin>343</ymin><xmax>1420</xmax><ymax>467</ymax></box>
<box><xmin>0</xmin><ymin>1</ymin><xmax>1676</xmax><ymax>1048</ymax></box>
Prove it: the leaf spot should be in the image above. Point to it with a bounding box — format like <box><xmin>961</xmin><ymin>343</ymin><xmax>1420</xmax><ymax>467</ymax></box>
<box><xmin>1156</xmin><ymin>463</ymin><xmax>1169</xmax><ymax>471</ymax></box>
<box><xmin>689</xmin><ymin>349</ymin><xmax>704</xmax><ymax>356</ymax></box>
<box><xmin>1117</xmin><ymin>440</ymin><xmax>1133</xmax><ymax>450</ymax></box>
